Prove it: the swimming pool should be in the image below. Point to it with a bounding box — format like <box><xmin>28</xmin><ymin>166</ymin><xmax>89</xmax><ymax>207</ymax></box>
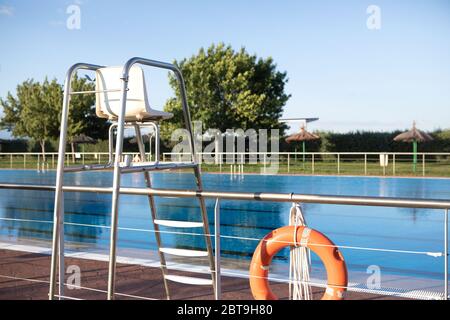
<box><xmin>0</xmin><ymin>170</ymin><xmax>449</xmax><ymax>284</ymax></box>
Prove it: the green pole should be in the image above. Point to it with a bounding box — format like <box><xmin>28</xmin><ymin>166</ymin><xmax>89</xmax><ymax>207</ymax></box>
<box><xmin>413</xmin><ymin>140</ymin><xmax>417</xmax><ymax>173</ymax></box>
<box><xmin>302</xmin><ymin>141</ymin><xmax>306</xmax><ymax>169</ymax></box>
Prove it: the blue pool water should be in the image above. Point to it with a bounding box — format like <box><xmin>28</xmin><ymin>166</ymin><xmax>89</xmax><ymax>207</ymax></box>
<box><xmin>0</xmin><ymin>170</ymin><xmax>449</xmax><ymax>281</ymax></box>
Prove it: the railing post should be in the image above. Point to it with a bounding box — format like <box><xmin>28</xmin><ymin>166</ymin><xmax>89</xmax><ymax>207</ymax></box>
<box><xmin>337</xmin><ymin>153</ymin><xmax>340</xmax><ymax>175</ymax></box>
<box><xmin>312</xmin><ymin>154</ymin><xmax>315</xmax><ymax>174</ymax></box>
<box><xmin>23</xmin><ymin>154</ymin><xmax>26</xmax><ymax>169</ymax></box>
<box><xmin>58</xmin><ymin>197</ymin><xmax>65</xmax><ymax>300</ymax></box>
<box><xmin>214</xmin><ymin>198</ymin><xmax>221</xmax><ymax>300</ymax></box>
<box><xmin>422</xmin><ymin>154</ymin><xmax>425</xmax><ymax>177</ymax></box>
<box><xmin>364</xmin><ymin>154</ymin><xmax>367</xmax><ymax>175</ymax></box>
<box><xmin>393</xmin><ymin>154</ymin><xmax>396</xmax><ymax>176</ymax></box>
<box><xmin>287</xmin><ymin>153</ymin><xmax>290</xmax><ymax>173</ymax></box>
<box><xmin>10</xmin><ymin>154</ymin><xmax>12</xmax><ymax>169</ymax></box>
<box><xmin>263</xmin><ymin>153</ymin><xmax>267</xmax><ymax>174</ymax></box>
<box><xmin>445</xmin><ymin>208</ymin><xmax>448</xmax><ymax>300</ymax></box>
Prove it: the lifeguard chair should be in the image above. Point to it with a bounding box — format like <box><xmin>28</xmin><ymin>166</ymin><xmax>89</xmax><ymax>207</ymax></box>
<box><xmin>95</xmin><ymin>65</ymin><xmax>173</xmax><ymax>122</ymax></box>
<box><xmin>49</xmin><ymin>58</ymin><xmax>215</xmax><ymax>300</ymax></box>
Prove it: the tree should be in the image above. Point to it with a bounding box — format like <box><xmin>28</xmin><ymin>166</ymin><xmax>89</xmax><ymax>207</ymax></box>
<box><xmin>0</xmin><ymin>76</ymin><xmax>109</xmax><ymax>161</ymax></box>
<box><xmin>67</xmin><ymin>75</ymin><xmax>109</xmax><ymax>158</ymax></box>
<box><xmin>161</xmin><ymin>43</ymin><xmax>290</xmax><ymax>145</ymax></box>
<box><xmin>0</xmin><ymin>78</ymin><xmax>61</xmax><ymax>160</ymax></box>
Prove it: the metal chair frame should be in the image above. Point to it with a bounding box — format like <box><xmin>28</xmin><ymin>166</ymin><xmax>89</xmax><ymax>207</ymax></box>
<box><xmin>49</xmin><ymin>57</ymin><xmax>216</xmax><ymax>300</ymax></box>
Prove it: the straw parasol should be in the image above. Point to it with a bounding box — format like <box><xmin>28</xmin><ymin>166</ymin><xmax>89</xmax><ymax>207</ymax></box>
<box><xmin>68</xmin><ymin>134</ymin><xmax>96</xmax><ymax>162</ymax></box>
<box><xmin>285</xmin><ymin>126</ymin><xmax>320</xmax><ymax>165</ymax></box>
<box><xmin>393</xmin><ymin>121</ymin><xmax>433</xmax><ymax>172</ymax></box>
<box><xmin>130</xmin><ymin>134</ymin><xmax>154</xmax><ymax>160</ymax></box>
<box><xmin>70</xmin><ymin>134</ymin><xmax>96</xmax><ymax>145</ymax></box>
<box><xmin>129</xmin><ymin>134</ymin><xmax>151</xmax><ymax>144</ymax></box>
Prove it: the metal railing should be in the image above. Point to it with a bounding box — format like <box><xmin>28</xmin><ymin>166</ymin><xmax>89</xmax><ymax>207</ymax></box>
<box><xmin>0</xmin><ymin>182</ymin><xmax>448</xmax><ymax>300</ymax></box>
<box><xmin>163</xmin><ymin>151</ymin><xmax>450</xmax><ymax>176</ymax></box>
<box><xmin>0</xmin><ymin>152</ymin><xmax>156</xmax><ymax>170</ymax></box>
<box><xmin>1</xmin><ymin>151</ymin><xmax>449</xmax><ymax>177</ymax></box>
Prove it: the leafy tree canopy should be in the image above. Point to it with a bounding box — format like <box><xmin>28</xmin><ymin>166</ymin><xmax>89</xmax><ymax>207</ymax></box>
<box><xmin>0</xmin><ymin>75</ymin><xmax>109</xmax><ymax>158</ymax></box>
<box><xmin>67</xmin><ymin>75</ymin><xmax>109</xmax><ymax>142</ymax></box>
<box><xmin>0</xmin><ymin>78</ymin><xmax>61</xmax><ymax>158</ymax></box>
<box><xmin>161</xmin><ymin>43</ymin><xmax>290</xmax><ymax>143</ymax></box>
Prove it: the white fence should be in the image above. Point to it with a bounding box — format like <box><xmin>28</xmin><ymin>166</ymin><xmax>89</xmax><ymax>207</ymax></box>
<box><xmin>0</xmin><ymin>152</ymin><xmax>155</xmax><ymax>171</ymax></box>
<box><xmin>163</xmin><ymin>152</ymin><xmax>450</xmax><ymax>176</ymax></box>
<box><xmin>0</xmin><ymin>151</ymin><xmax>449</xmax><ymax>176</ymax></box>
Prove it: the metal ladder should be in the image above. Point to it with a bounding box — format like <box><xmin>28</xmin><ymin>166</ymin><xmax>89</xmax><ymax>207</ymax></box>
<box><xmin>49</xmin><ymin>57</ymin><xmax>216</xmax><ymax>300</ymax></box>
<box><xmin>132</xmin><ymin>123</ymin><xmax>216</xmax><ymax>299</ymax></box>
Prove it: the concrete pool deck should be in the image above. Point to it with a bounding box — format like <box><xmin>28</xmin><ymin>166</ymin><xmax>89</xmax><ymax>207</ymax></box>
<box><xmin>0</xmin><ymin>246</ymin><xmax>402</xmax><ymax>300</ymax></box>
<box><xmin>0</xmin><ymin>240</ymin><xmax>444</xmax><ymax>300</ymax></box>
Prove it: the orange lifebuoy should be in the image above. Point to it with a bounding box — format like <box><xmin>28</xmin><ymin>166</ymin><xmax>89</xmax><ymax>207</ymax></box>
<box><xmin>249</xmin><ymin>226</ymin><xmax>348</xmax><ymax>300</ymax></box>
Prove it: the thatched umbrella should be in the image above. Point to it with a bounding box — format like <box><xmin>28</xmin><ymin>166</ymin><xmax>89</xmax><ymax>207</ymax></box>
<box><xmin>130</xmin><ymin>134</ymin><xmax>153</xmax><ymax>160</ymax></box>
<box><xmin>71</xmin><ymin>133</ymin><xmax>96</xmax><ymax>144</ymax></box>
<box><xmin>69</xmin><ymin>134</ymin><xmax>96</xmax><ymax>162</ymax></box>
<box><xmin>285</xmin><ymin>126</ymin><xmax>320</xmax><ymax>165</ymax></box>
<box><xmin>393</xmin><ymin>121</ymin><xmax>433</xmax><ymax>172</ymax></box>
<box><xmin>129</xmin><ymin>134</ymin><xmax>151</xmax><ymax>144</ymax></box>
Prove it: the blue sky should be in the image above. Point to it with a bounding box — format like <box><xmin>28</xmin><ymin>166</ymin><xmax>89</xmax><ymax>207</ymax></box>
<box><xmin>0</xmin><ymin>0</ymin><xmax>449</xmax><ymax>137</ymax></box>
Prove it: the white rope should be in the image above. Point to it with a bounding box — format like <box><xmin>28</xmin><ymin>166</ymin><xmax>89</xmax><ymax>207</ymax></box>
<box><xmin>0</xmin><ymin>273</ymin><xmax>158</xmax><ymax>300</ymax></box>
<box><xmin>289</xmin><ymin>203</ymin><xmax>312</xmax><ymax>300</ymax></box>
<box><xmin>61</xmin><ymin>221</ymin><xmax>443</xmax><ymax>257</ymax></box>
<box><xmin>115</xmin><ymin>292</ymin><xmax>158</xmax><ymax>300</ymax></box>
<box><xmin>0</xmin><ymin>273</ymin><xmax>49</xmax><ymax>284</ymax></box>
<box><xmin>0</xmin><ymin>217</ymin><xmax>52</xmax><ymax>225</ymax></box>
<box><xmin>0</xmin><ymin>217</ymin><xmax>440</xmax><ymax>257</ymax></box>
<box><xmin>55</xmin><ymin>295</ymin><xmax>83</xmax><ymax>300</ymax></box>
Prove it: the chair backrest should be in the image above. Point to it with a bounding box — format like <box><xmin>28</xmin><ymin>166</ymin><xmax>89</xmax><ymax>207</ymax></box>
<box><xmin>95</xmin><ymin>66</ymin><xmax>150</xmax><ymax>119</ymax></box>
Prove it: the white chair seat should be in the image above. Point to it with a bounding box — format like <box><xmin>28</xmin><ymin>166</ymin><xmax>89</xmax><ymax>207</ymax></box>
<box><xmin>95</xmin><ymin>66</ymin><xmax>173</xmax><ymax>122</ymax></box>
<box><xmin>114</xmin><ymin>109</ymin><xmax>173</xmax><ymax>122</ymax></box>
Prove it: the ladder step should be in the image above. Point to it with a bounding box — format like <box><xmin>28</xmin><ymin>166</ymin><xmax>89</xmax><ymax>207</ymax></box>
<box><xmin>164</xmin><ymin>275</ymin><xmax>213</xmax><ymax>286</ymax></box>
<box><xmin>154</xmin><ymin>219</ymin><xmax>204</xmax><ymax>228</ymax></box>
<box><xmin>160</xmin><ymin>248</ymin><xmax>208</xmax><ymax>257</ymax></box>
<box><xmin>120</xmin><ymin>162</ymin><xmax>197</xmax><ymax>173</ymax></box>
